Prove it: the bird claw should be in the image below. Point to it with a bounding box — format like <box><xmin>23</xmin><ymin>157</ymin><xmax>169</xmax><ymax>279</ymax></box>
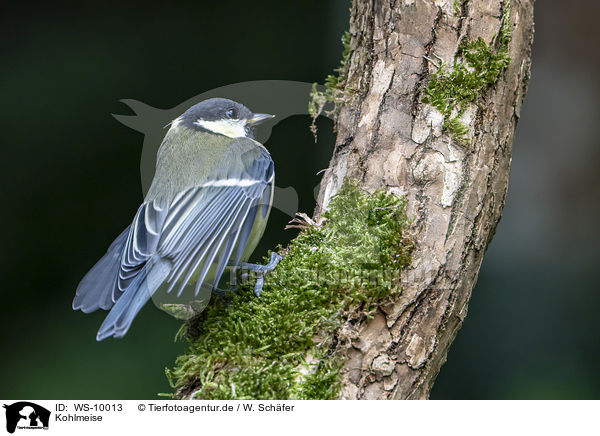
<box><xmin>239</xmin><ymin>252</ymin><xmax>282</xmax><ymax>297</ymax></box>
<box><xmin>285</xmin><ymin>212</ymin><xmax>316</xmax><ymax>230</ymax></box>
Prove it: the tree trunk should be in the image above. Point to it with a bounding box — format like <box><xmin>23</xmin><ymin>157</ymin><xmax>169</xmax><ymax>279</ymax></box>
<box><xmin>315</xmin><ymin>0</ymin><xmax>535</xmax><ymax>399</ymax></box>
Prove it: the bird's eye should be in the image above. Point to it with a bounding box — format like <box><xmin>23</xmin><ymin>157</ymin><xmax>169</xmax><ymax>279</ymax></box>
<box><xmin>226</xmin><ymin>108</ymin><xmax>237</xmax><ymax>119</ymax></box>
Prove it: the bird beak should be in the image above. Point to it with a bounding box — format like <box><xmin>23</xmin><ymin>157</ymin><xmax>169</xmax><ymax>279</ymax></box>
<box><xmin>247</xmin><ymin>113</ymin><xmax>275</xmax><ymax>126</ymax></box>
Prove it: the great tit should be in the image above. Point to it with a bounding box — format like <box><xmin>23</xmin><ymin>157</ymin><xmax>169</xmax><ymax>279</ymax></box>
<box><xmin>73</xmin><ymin>98</ymin><xmax>279</xmax><ymax>341</ymax></box>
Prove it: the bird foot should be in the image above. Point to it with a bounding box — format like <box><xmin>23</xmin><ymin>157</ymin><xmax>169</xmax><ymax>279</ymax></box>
<box><xmin>238</xmin><ymin>252</ymin><xmax>282</xmax><ymax>297</ymax></box>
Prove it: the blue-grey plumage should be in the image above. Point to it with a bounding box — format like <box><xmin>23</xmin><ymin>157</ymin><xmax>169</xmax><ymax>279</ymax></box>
<box><xmin>72</xmin><ymin>98</ymin><xmax>276</xmax><ymax>341</ymax></box>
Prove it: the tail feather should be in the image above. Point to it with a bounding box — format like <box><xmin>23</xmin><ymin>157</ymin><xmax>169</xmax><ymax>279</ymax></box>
<box><xmin>73</xmin><ymin>227</ymin><xmax>130</xmax><ymax>313</ymax></box>
<box><xmin>96</xmin><ymin>259</ymin><xmax>171</xmax><ymax>341</ymax></box>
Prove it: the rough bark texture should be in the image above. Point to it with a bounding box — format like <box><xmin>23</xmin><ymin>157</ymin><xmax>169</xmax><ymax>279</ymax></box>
<box><xmin>315</xmin><ymin>0</ymin><xmax>535</xmax><ymax>399</ymax></box>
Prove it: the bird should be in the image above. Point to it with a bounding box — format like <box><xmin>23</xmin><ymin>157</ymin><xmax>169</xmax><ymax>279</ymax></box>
<box><xmin>73</xmin><ymin>98</ymin><xmax>281</xmax><ymax>341</ymax></box>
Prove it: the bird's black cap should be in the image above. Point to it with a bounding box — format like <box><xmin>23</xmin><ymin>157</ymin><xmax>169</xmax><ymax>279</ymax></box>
<box><xmin>181</xmin><ymin>98</ymin><xmax>253</xmax><ymax>125</ymax></box>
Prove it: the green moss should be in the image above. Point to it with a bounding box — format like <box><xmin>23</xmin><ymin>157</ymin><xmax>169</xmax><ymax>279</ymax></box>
<box><xmin>166</xmin><ymin>180</ymin><xmax>414</xmax><ymax>400</ymax></box>
<box><xmin>453</xmin><ymin>0</ymin><xmax>462</xmax><ymax>16</ymax></box>
<box><xmin>422</xmin><ymin>0</ymin><xmax>512</xmax><ymax>143</ymax></box>
<box><xmin>308</xmin><ymin>30</ymin><xmax>352</xmax><ymax>137</ymax></box>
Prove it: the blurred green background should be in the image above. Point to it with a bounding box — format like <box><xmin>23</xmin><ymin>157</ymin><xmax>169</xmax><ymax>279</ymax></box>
<box><xmin>1</xmin><ymin>1</ymin><xmax>598</xmax><ymax>399</ymax></box>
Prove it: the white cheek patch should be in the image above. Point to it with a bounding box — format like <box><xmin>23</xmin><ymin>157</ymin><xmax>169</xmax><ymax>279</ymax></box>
<box><xmin>193</xmin><ymin>119</ymin><xmax>248</xmax><ymax>138</ymax></box>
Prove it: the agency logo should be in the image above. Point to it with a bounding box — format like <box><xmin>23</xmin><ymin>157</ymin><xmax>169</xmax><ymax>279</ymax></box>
<box><xmin>3</xmin><ymin>402</ymin><xmax>50</xmax><ymax>433</ymax></box>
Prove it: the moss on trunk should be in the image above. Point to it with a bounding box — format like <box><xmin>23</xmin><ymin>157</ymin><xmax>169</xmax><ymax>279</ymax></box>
<box><xmin>166</xmin><ymin>181</ymin><xmax>414</xmax><ymax>399</ymax></box>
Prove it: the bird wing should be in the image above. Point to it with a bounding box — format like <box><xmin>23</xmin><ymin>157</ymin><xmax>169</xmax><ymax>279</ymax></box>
<box><xmin>157</xmin><ymin>140</ymin><xmax>274</xmax><ymax>296</ymax></box>
<box><xmin>74</xmin><ymin>138</ymin><xmax>274</xmax><ymax>316</ymax></box>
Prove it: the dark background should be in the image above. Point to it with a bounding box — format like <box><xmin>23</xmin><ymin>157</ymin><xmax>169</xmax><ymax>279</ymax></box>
<box><xmin>1</xmin><ymin>1</ymin><xmax>598</xmax><ymax>399</ymax></box>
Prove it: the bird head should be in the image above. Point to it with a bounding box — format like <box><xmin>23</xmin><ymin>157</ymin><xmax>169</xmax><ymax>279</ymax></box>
<box><xmin>174</xmin><ymin>98</ymin><xmax>274</xmax><ymax>139</ymax></box>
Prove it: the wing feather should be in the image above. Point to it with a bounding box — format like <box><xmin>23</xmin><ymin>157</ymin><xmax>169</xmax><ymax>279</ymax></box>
<box><xmin>166</xmin><ymin>189</ymin><xmax>248</xmax><ymax>295</ymax></box>
<box><xmin>75</xmin><ymin>138</ymin><xmax>275</xmax><ymax>326</ymax></box>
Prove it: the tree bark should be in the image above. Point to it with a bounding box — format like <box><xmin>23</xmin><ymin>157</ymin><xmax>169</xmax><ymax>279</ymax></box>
<box><xmin>315</xmin><ymin>0</ymin><xmax>535</xmax><ymax>399</ymax></box>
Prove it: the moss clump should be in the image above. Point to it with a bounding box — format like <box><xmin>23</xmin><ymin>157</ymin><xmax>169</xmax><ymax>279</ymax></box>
<box><xmin>453</xmin><ymin>0</ymin><xmax>462</xmax><ymax>16</ymax></box>
<box><xmin>422</xmin><ymin>1</ymin><xmax>512</xmax><ymax>143</ymax></box>
<box><xmin>308</xmin><ymin>31</ymin><xmax>352</xmax><ymax>137</ymax></box>
<box><xmin>165</xmin><ymin>180</ymin><xmax>413</xmax><ymax>400</ymax></box>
